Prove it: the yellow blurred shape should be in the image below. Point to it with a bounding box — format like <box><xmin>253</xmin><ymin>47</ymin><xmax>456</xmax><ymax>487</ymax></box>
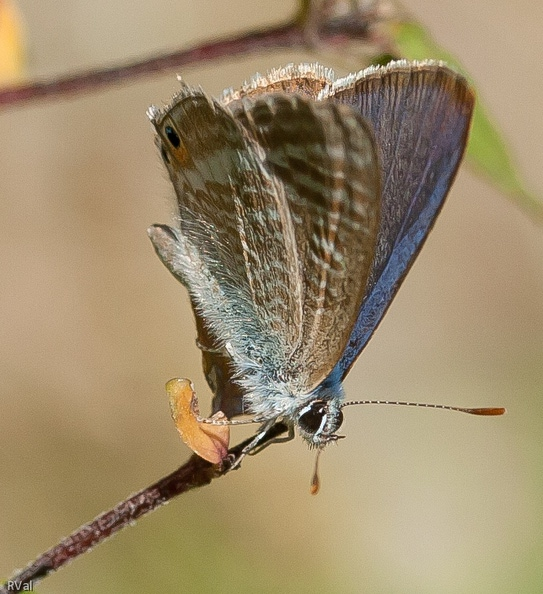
<box><xmin>0</xmin><ymin>0</ymin><xmax>26</xmax><ymax>83</ymax></box>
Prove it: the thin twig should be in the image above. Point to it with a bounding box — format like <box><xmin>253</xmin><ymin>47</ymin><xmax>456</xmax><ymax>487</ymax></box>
<box><xmin>0</xmin><ymin>9</ymin><xmax>376</xmax><ymax>108</ymax></box>
<box><xmin>0</xmin><ymin>423</ymin><xmax>288</xmax><ymax>593</ymax></box>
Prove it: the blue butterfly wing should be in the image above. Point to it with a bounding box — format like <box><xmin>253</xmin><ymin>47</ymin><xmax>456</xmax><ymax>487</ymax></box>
<box><xmin>326</xmin><ymin>62</ymin><xmax>475</xmax><ymax>379</ymax></box>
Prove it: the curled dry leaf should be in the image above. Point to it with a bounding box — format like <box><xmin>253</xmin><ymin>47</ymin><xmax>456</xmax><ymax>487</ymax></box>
<box><xmin>166</xmin><ymin>378</ymin><xmax>230</xmax><ymax>464</ymax></box>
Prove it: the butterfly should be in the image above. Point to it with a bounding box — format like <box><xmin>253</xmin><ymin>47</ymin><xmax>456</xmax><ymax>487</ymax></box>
<box><xmin>147</xmin><ymin>60</ymin><xmax>489</xmax><ymax>459</ymax></box>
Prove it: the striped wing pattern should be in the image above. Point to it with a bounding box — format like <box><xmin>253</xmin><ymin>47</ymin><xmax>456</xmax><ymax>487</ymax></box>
<box><xmin>149</xmin><ymin>61</ymin><xmax>474</xmax><ymax>420</ymax></box>
<box><xmin>229</xmin><ymin>94</ymin><xmax>380</xmax><ymax>391</ymax></box>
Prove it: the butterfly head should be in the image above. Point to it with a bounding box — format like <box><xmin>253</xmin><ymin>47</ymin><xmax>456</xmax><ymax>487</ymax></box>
<box><xmin>295</xmin><ymin>398</ymin><xmax>345</xmax><ymax>448</ymax></box>
<box><xmin>291</xmin><ymin>375</ymin><xmax>346</xmax><ymax>448</ymax></box>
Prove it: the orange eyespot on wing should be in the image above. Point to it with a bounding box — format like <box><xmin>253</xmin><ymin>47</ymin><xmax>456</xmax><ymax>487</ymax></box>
<box><xmin>166</xmin><ymin>378</ymin><xmax>230</xmax><ymax>464</ymax></box>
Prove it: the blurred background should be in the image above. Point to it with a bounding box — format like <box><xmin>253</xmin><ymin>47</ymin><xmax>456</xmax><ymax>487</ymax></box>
<box><xmin>1</xmin><ymin>1</ymin><xmax>542</xmax><ymax>592</ymax></box>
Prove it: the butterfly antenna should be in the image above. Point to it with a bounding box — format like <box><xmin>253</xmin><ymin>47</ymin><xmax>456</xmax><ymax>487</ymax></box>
<box><xmin>341</xmin><ymin>400</ymin><xmax>505</xmax><ymax>416</ymax></box>
<box><xmin>194</xmin><ymin>415</ymin><xmax>263</xmax><ymax>426</ymax></box>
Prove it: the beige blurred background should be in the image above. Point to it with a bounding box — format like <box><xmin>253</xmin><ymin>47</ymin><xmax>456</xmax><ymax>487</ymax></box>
<box><xmin>1</xmin><ymin>1</ymin><xmax>542</xmax><ymax>592</ymax></box>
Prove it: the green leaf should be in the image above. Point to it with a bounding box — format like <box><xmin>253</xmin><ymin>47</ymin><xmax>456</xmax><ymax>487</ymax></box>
<box><xmin>389</xmin><ymin>20</ymin><xmax>543</xmax><ymax>222</ymax></box>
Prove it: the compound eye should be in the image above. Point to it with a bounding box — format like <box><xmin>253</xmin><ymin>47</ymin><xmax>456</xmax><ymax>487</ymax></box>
<box><xmin>298</xmin><ymin>402</ymin><xmax>327</xmax><ymax>435</ymax></box>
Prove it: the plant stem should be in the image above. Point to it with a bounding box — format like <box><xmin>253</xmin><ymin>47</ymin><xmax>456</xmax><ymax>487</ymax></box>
<box><xmin>0</xmin><ymin>423</ymin><xmax>288</xmax><ymax>592</ymax></box>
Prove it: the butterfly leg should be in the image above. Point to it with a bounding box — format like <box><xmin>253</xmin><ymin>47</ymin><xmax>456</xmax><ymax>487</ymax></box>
<box><xmin>228</xmin><ymin>421</ymin><xmax>294</xmax><ymax>470</ymax></box>
<box><xmin>247</xmin><ymin>423</ymin><xmax>295</xmax><ymax>456</ymax></box>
